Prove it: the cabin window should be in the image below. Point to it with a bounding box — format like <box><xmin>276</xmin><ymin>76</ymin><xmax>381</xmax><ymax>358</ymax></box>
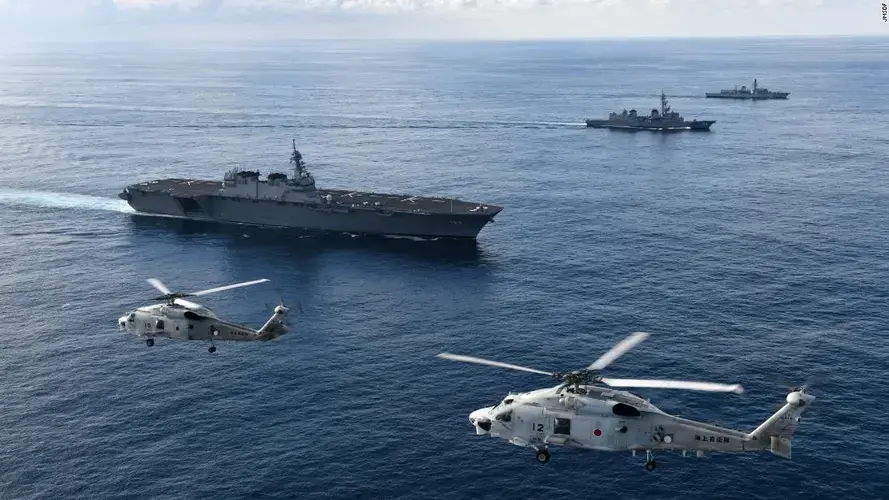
<box><xmin>156</xmin><ymin>320</ymin><xmax>165</xmax><ymax>331</ymax></box>
<box><xmin>554</xmin><ymin>418</ymin><xmax>571</xmax><ymax>435</ymax></box>
<box><xmin>612</xmin><ymin>403</ymin><xmax>641</xmax><ymax>417</ymax></box>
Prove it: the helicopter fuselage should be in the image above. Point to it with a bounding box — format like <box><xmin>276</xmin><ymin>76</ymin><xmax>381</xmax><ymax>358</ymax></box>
<box><xmin>470</xmin><ymin>384</ymin><xmax>810</xmax><ymax>461</ymax></box>
<box><xmin>118</xmin><ymin>303</ymin><xmax>288</xmax><ymax>342</ymax></box>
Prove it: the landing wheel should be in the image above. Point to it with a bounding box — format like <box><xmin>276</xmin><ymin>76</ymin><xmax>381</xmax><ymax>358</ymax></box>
<box><xmin>146</xmin><ymin>338</ymin><xmax>154</xmax><ymax>347</ymax></box>
<box><xmin>535</xmin><ymin>449</ymin><xmax>550</xmax><ymax>464</ymax></box>
<box><xmin>208</xmin><ymin>346</ymin><xmax>217</xmax><ymax>353</ymax></box>
<box><xmin>645</xmin><ymin>449</ymin><xmax>656</xmax><ymax>471</ymax></box>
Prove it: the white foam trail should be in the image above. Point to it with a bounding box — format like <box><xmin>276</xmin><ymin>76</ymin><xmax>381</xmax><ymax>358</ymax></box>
<box><xmin>383</xmin><ymin>234</ymin><xmax>440</xmax><ymax>242</ymax></box>
<box><xmin>0</xmin><ymin>188</ymin><xmax>134</xmax><ymax>213</ymax></box>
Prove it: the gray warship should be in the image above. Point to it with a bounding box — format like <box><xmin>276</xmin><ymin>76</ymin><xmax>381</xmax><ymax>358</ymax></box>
<box><xmin>585</xmin><ymin>92</ymin><xmax>715</xmax><ymax>131</ymax></box>
<box><xmin>705</xmin><ymin>79</ymin><xmax>789</xmax><ymax>100</ymax></box>
<box><xmin>118</xmin><ymin>141</ymin><xmax>502</xmax><ymax>239</ymax></box>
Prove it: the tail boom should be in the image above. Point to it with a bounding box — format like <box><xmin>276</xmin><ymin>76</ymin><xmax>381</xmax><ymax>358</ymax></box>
<box><xmin>256</xmin><ymin>305</ymin><xmax>289</xmax><ymax>340</ymax></box>
<box><xmin>746</xmin><ymin>390</ymin><xmax>815</xmax><ymax>459</ymax></box>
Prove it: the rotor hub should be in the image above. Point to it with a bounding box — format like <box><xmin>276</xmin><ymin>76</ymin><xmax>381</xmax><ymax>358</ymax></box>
<box><xmin>554</xmin><ymin>369</ymin><xmax>601</xmax><ymax>387</ymax></box>
<box><xmin>152</xmin><ymin>293</ymin><xmax>194</xmax><ymax>301</ymax></box>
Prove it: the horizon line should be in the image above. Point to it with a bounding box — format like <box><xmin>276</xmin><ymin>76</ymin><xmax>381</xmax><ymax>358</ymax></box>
<box><xmin>7</xmin><ymin>33</ymin><xmax>889</xmax><ymax>43</ymax></box>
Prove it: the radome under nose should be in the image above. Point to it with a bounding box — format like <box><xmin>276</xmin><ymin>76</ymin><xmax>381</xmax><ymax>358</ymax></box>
<box><xmin>469</xmin><ymin>408</ymin><xmax>493</xmax><ymax>434</ymax></box>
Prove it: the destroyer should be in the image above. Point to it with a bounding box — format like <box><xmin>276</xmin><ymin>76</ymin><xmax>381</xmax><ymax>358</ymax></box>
<box><xmin>119</xmin><ymin>141</ymin><xmax>502</xmax><ymax>239</ymax></box>
<box><xmin>585</xmin><ymin>92</ymin><xmax>714</xmax><ymax>131</ymax></box>
<box><xmin>705</xmin><ymin>79</ymin><xmax>789</xmax><ymax>100</ymax></box>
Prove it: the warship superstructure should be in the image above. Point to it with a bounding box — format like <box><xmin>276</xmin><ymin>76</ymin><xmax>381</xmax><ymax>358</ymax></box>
<box><xmin>118</xmin><ymin>141</ymin><xmax>502</xmax><ymax>239</ymax></box>
<box><xmin>585</xmin><ymin>92</ymin><xmax>715</xmax><ymax>131</ymax></box>
<box><xmin>705</xmin><ymin>79</ymin><xmax>789</xmax><ymax>100</ymax></box>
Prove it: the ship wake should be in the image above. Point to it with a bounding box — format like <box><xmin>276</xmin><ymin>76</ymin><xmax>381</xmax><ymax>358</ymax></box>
<box><xmin>0</xmin><ymin>188</ymin><xmax>135</xmax><ymax>213</ymax></box>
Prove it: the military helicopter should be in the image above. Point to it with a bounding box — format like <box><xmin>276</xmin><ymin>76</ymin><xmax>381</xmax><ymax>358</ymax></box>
<box><xmin>118</xmin><ymin>278</ymin><xmax>291</xmax><ymax>353</ymax></box>
<box><xmin>437</xmin><ymin>332</ymin><xmax>814</xmax><ymax>470</ymax></box>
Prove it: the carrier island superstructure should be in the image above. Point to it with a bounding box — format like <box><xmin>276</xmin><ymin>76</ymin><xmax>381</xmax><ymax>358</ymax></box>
<box><xmin>119</xmin><ymin>141</ymin><xmax>502</xmax><ymax>239</ymax></box>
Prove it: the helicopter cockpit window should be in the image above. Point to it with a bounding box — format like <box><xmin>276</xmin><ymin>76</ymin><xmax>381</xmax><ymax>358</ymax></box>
<box><xmin>554</xmin><ymin>418</ymin><xmax>571</xmax><ymax>435</ymax></box>
<box><xmin>503</xmin><ymin>398</ymin><xmax>514</xmax><ymax>405</ymax></box>
<box><xmin>127</xmin><ymin>313</ymin><xmax>135</xmax><ymax>322</ymax></box>
<box><xmin>495</xmin><ymin>410</ymin><xmax>513</xmax><ymax>423</ymax></box>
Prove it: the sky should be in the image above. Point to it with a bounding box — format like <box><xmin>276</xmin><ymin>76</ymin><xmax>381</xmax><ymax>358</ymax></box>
<box><xmin>0</xmin><ymin>0</ymin><xmax>884</xmax><ymax>41</ymax></box>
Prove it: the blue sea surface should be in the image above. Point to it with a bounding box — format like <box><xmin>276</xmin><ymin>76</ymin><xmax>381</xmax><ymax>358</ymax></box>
<box><xmin>0</xmin><ymin>37</ymin><xmax>888</xmax><ymax>499</ymax></box>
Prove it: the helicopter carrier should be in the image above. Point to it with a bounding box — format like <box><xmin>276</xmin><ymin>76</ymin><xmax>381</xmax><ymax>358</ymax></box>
<box><xmin>705</xmin><ymin>79</ymin><xmax>789</xmax><ymax>100</ymax></box>
<box><xmin>585</xmin><ymin>92</ymin><xmax>714</xmax><ymax>132</ymax></box>
<box><xmin>118</xmin><ymin>141</ymin><xmax>502</xmax><ymax>239</ymax></box>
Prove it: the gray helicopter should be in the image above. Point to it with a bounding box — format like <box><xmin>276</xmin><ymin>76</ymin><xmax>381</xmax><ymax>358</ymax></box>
<box><xmin>438</xmin><ymin>332</ymin><xmax>814</xmax><ymax>470</ymax></box>
<box><xmin>118</xmin><ymin>278</ymin><xmax>291</xmax><ymax>353</ymax></box>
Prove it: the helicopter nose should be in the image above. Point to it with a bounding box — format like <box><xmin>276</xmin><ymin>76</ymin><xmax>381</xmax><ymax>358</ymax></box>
<box><xmin>118</xmin><ymin>316</ymin><xmax>127</xmax><ymax>330</ymax></box>
<box><xmin>469</xmin><ymin>408</ymin><xmax>493</xmax><ymax>434</ymax></box>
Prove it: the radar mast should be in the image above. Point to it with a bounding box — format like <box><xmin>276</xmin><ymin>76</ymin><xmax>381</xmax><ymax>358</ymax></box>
<box><xmin>290</xmin><ymin>139</ymin><xmax>304</xmax><ymax>178</ymax></box>
<box><xmin>660</xmin><ymin>91</ymin><xmax>670</xmax><ymax>116</ymax></box>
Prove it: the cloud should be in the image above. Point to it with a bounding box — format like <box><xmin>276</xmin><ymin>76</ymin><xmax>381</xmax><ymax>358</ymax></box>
<box><xmin>0</xmin><ymin>0</ymin><xmax>864</xmax><ymax>14</ymax></box>
<box><xmin>0</xmin><ymin>0</ymin><xmax>880</xmax><ymax>41</ymax></box>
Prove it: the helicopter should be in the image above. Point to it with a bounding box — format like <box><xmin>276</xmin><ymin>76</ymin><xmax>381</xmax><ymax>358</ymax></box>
<box><xmin>118</xmin><ymin>277</ymin><xmax>291</xmax><ymax>353</ymax></box>
<box><xmin>437</xmin><ymin>332</ymin><xmax>814</xmax><ymax>470</ymax></box>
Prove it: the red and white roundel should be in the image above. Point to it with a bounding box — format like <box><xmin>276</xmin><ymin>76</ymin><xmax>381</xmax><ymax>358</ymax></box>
<box><xmin>594</xmin><ymin>429</ymin><xmax>602</xmax><ymax>437</ymax></box>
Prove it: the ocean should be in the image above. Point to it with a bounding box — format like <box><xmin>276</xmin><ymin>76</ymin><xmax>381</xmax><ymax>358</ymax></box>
<box><xmin>0</xmin><ymin>36</ymin><xmax>887</xmax><ymax>499</ymax></box>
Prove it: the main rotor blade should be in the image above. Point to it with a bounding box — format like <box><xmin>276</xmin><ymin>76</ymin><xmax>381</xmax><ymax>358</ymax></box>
<box><xmin>599</xmin><ymin>377</ymin><xmax>745</xmax><ymax>394</ymax></box>
<box><xmin>146</xmin><ymin>278</ymin><xmax>172</xmax><ymax>296</ymax></box>
<box><xmin>174</xmin><ymin>298</ymin><xmax>205</xmax><ymax>311</ymax></box>
<box><xmin>437</xmin><ymin>353</ymin><xmax>554</xmax><ymax>377</ymax></box>
<box><xmin>189</xmin><ymin>278</ymin><xmax>270</xmax><ymax>297</ymax></box>
<box><xmin>587</xmin><ymin>332</ymin><xmax>650</xmax><ymax>371</ymax></box>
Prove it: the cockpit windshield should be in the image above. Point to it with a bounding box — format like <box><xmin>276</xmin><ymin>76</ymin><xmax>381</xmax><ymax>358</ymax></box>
<box><xmin>495</xmin><ymin>410</ymin><xmax>513</xmax><ymax>422</ymax></box>
<box><xmin>490</xmin><ymin>397</ymin><xmax>514</xmax><ymax>412</ymax></box>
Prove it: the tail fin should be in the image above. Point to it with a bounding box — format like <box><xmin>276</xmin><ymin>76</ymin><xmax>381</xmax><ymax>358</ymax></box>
<box><xmin>256</xmin><ymin>304</ymin><xmax>290</xmax><ymax>339</ymax></box>
<box><xmin>746</xmin><ymin>389</ymin><xmax>815</xmax><ymax>458</ymax></box>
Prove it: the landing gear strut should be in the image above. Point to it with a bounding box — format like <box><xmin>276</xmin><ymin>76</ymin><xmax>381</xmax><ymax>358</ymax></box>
<box><xmin>145</xmin><ymin>338</ymin><xmax>154</xmax><ymax>347</ymax></box>
<box><xmin>209</xmin><ymin>327</ymin><xmax>219</xmax><ymax>353</ymax></box>
<box><xmin>535</xmin><ymin>448</ymin><xmax>550</xmax><ymax>464</ymax></box>
<box><xmin>645</xmin><ymin>449</ymin><xmax>657</xmax><ymax>471</ymax></box>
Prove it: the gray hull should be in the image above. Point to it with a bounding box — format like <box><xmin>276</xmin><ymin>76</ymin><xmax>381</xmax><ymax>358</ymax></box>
<box><xmin>705</xmin><ymin>93</ymin><xmax>789</xmax><ymax>100</ymax></box>
<box><xmin>122</xmin><ymin>190</ymin><xmax>497</xmax><ymax>239</ymax></box>
<box><xmin>585</xmin><ymin>119</ymin><xmax>714</xmax><ymax>131</ymax></box>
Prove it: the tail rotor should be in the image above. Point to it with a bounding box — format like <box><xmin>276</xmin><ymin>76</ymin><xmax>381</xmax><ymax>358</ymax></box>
<box><xmin>261</xmin><ymin>289</ymin><xmax>303</xmax><ymax>338</ymax></box>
